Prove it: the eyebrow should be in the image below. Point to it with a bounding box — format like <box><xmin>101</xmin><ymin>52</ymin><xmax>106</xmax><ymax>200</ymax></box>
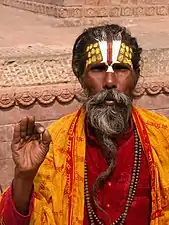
<box><xmin>113</xmin><ymin>63</ymin><xmax>130</xmax><ymax>69</ymax></box>
<box><xmin>89</xmin><ymin>63</ymin><xmax>107</xmax><ymax>69</ymax></box>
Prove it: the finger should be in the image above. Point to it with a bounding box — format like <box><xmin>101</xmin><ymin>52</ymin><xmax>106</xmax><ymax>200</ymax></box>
<box><xmin>34</xmin><ymin>123</ymin><xmax>45</xmax><ymax>134</ymax></box>
<box><xmin>20</xmin><ymin>117</ymin><xmax>28</xmax><ymax>138</ymax></box>
<box><xmin>12</xmin><ymin>123</ymin><xmax>21</xmax><ymax>144</ymax></box>
<box><xmin>27</xmin><ymin>116</ymin><xmax>35</xmax><ymax>136</ymax></box>
<box><xmin>41</xmin><ymin>129</ymin><xmax>51</xmax><ymax>146</ymax></box>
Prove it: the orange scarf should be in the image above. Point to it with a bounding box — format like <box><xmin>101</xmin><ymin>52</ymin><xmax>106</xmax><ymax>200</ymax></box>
<box><xmin>1</xmin><ymin>106</ymin><xmax>169</xmax><ymax>225</ymax></box>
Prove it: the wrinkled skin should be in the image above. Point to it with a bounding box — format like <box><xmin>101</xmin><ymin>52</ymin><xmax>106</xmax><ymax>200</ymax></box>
<box><xmin>12</xmin><ymin>116</ymin><xmax>51</xmax><ymax>179</ymax></box>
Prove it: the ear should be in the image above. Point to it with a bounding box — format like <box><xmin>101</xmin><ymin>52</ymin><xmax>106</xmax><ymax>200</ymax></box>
<box><xmin>79</xmin><ymin>72</ymin><xmax>87</xmax><ymax>89</ymax></box>
<box><xmin>131</xmin><ymin>70</ymin><xmax>138</xmax><ymax>87</ymax></box>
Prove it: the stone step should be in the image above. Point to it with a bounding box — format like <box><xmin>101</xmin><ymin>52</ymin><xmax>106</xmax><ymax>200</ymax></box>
<box><xmin>0</xmin><ymin>0</ymin><xmax>169</xmax><ymax>26</ymax></box>
<box><xmin>1</xmin><ymin>5</ymin><xmax>169</xmax><ymax>49</ymax></box>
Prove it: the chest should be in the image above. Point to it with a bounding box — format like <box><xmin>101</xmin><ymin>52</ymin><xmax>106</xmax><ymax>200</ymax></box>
<box><xmin>85</xmin><ymin>133</ymin><xmax>151</xmax><ymax>225</ymax></box>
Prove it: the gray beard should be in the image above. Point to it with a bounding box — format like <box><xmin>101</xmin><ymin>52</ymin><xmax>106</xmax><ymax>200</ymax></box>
<box><xmin>84</xmin><ymin>88</ymin><xmax>132</xmax><ymax>216</ymax></box>
<box><xmin>85</xmin><ymin>88</ymin><xmax>132</xmax><ymax>160</ymax></box>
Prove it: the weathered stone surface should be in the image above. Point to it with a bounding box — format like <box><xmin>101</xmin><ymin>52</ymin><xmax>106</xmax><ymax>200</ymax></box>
<box><xmin>1</xmin><ymin>5</ymin><xmax>169</xmax><ymax>50</ymax></box>
<box><xmin>3</xmin><ymin>0</ymin><xmax>168</xmax><ymax>6</ymax></box>
<box><xmin>0</xmin><ymin>158</ymin><xmax>15</xmax><ymax>190</ymax></box>
<box><xmin>1</xmin><ymin>0</ymin><xmax>169</xmax><ymax>27</ymax></box>
<box><xmin>0</xmin><ymin>75</ymin><xmax>169</xmax><ymax>109</ymax></box>
<box><xmin>0</xmin><ymin>95</ymin><xmax>80</xmax><ymax>124</ymax></box>
<box><xmin>0</xmin><ymin>53</ymin><xmax>75</xmax><ymax>87</ymax></box>
<box><xmin>0</xmin><ymin>142</ymin><xmax>12</xmax><ymax>159</ymax></box>
<box><xmin>0</xmin><ymin>125</ymin><xmax>13</xmax><ymax>142</ymax></box>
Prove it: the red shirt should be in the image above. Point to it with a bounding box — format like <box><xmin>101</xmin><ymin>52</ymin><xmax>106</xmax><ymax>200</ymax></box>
<box><xmin>83</xmin><ymin>122</ymin><xmax>151</xmax><ymax>225</ymax></box>
<box><xmin>2</xmin><ymin>185</ymin><xmax>33</xmax><ymax>225</ymax></box>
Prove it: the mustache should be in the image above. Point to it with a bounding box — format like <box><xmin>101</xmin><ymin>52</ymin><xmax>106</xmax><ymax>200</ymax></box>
<box><xmin>85</xmin><ymin>88</ymin><xmax>131</xmax><ymax>107</ymax></box>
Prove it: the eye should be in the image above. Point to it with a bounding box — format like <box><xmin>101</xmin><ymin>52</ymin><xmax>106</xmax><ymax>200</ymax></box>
<box><xmin>90</xmin><ymin>64</ymin><xmax>106</xmax><ymax>72</ymax></box>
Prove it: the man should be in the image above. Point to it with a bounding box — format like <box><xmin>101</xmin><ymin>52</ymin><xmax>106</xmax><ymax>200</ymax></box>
<box><xmin>0</xmin><ymin>24</ymin><xmax>169</xmax><ymax>225</ymax></box>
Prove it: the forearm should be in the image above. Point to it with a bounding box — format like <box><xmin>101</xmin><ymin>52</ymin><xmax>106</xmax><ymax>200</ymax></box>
<box><xmin>12</xmin><ymin>177</ymin><xmax>34</xmax><ymax>215</ymax></box>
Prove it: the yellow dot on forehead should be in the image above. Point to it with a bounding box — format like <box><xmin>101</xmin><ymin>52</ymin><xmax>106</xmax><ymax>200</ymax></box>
<box><xmin>129</xmin><ymin>53</ymin><xmax>132</xmax><ymax>59</ymax></box>
<box><xmin>126</xmin><ymin>46</ymin><xmax>129</xmax><ymax>52</ymax></box>
<box><xmin>128</xmin><ymin>60</ymin><xmax>132</xmax><ymax>65</ymax></box>
<box><xmin>121</xmin><ymin>43</ymin><xmax>126</xmax><ymax>48</ymax></box>
<box><xmin>86</xmin><ymin>46</ymin><xmax>90</xmax><ymax>52</ymax></box>
<box><xmin>92</xmin><ymin>55</ymin><xmax>97</xmax><ymax>62</ymax></box>
<box><xmin>125</xmin><ymin>52</ymin><xmax>129</xmax><ymax>57</ymax></box>
<box><xmin>123</xmin><ymin>58</ymin><xmax>128</xmax><ymax>64</ymax></box>
<box><xmin>123</xmin><ymin>58</ymin><xmax>132</xmax><ymax>66</ymax></box>
<box><xmin>97</xmin><ymin>54</ymin><xmax>102</xmax><ymax>61</ymax></box>
<box><xmin>96</xmin><ymin>48</ymin><xmax>100</xmax><ymax>54</ymax></box>
<box><xmin>88</xmin><ymin>58</ymin><xmax>92</xmax><ymax>65</ymax></box>
<box><xmin>93</xmin><ymin>43</ymin><xmax>99</xmax><ymax>48</ymax></box>
<box><xmin>120</xmin><ymin>48</ymin><xmax>125</xmax><ymax>54</ymax></box>
<box><xmin>118</xmin><ymin>54</ymin><xmax>124</xmax><ymax>62</ymax></box>
<box><xmin>91</xmin><ymin>48</ymin><xmax>95</xmax><ymax>55</ymax></box>
<box><xmin>90</xmin><ymin>44</ymin><xmax>93</xmax><ymax>49</ymax></box>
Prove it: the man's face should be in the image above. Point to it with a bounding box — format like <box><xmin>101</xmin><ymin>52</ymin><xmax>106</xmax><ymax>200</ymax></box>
<box><xmin>83</xmin><ymin>40</ymin><xmax>135</xmax><ymax>98</ymax></box>
<box><xmin>82</xmin><ymin>41</ymin><xmax>135</xmax><ymax>137</ymax></box>
<box><xmin>83</xmin><ymin>62</ymin><xmax>134</xmax><ymax>136</ymax></box>
<box><xmin>84</xmin><ymin>62</ymin><xmax>134</xmax><ymax>98</ymax></box>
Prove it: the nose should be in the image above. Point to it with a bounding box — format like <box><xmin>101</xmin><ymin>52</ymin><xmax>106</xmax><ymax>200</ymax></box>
<box><xmin>103</xmin><ymin>72</ymin><xmax>117</xmax><ymax>89</ymax></box>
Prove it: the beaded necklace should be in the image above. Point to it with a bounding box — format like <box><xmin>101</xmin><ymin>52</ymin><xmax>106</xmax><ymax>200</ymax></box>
<box><xmin>84</xmin><ymin>128</ymin><xmax>142</xmax><ymax>225</ymax></box>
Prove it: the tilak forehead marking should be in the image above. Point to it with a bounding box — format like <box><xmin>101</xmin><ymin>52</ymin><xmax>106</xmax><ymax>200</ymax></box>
<box><xmin>86</xmin><ymin>41</ymin><xmax>133</xmax><ymax>70</ymax></box>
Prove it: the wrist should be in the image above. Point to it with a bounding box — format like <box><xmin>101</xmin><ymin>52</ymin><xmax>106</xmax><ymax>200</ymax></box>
<box><xmin>12</xmin><ymin>175</ymin><xmax>34</xmax><ymax>215</ymax></box>
<box><xmin>14</xmin><ymin>166</ymin><xmax>38</xmax><ymax>181</ymax></box>
<box><xmin>13</xmin><ymin>175</ymin><xmax>34</xmax><ymax>194</ymax></box>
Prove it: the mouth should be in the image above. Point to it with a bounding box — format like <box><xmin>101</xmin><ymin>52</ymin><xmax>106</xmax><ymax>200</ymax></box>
<box><xmin>104</xmin><ymin>99</ymin><xmax>115</xmax><ymax>106</ymax></box>
<box><xmin>104</xmin><ymin>93</ymin><xmax>116</xmax><ymax>106</ymax></box>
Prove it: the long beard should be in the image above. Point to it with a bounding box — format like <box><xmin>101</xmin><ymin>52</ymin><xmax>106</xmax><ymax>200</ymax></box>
<box><xmin>84</xmin><ymin>88</ymin><xmax>132</xmax><ymax>219</ymax></box>
<box><xmin>85</xmin><ymin>88</ymin><xmax>132</xmax><ymax>137</ymax></box>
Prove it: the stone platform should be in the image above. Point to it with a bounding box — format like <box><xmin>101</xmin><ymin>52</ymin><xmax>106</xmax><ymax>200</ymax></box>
<box><xmin>0</xmin><ymin>3</ymin><xmax>169</xmax><ymax>190</ymax></box>
<box><xmin>0</xmin><ymin>0</ymin><xmax>169</xmax><ymax>26</ymax></box>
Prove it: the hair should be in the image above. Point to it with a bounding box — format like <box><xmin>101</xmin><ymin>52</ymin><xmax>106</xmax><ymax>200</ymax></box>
<box><xmin>72</xmin><ymin>24</ymin><xmax>142</xmax><ymax>83</ymax></box>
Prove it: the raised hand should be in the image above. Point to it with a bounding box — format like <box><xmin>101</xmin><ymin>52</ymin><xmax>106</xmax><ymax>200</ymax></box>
<box><xmin>11</xmin><ymin>116</ymin><xmax>51</xmax><ymax>179</ymax></box>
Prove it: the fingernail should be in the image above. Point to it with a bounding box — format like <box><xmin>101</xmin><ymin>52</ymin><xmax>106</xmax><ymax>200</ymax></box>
<box><xmin>40</xmin><ymin>127</ymin><xmax>45</xmax><ymax>133</ymax></box>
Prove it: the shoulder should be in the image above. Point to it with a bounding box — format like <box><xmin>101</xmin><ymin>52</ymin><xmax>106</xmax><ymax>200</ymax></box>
<box><xmin>46</xmin><ymin>110</ymin><xmax>81</xmax><ymax>139</ymax></box>
<box><xmin>133</xmin><ymin>106</ymin><xmax>169</xmax><ymax>125</ymax></box>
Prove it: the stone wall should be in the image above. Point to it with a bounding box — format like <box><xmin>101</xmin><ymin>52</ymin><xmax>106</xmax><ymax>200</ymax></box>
<box><xmin>0</xmin><ymin>0</ymin><xmax>169</xmax><ymax>26</ymax></box>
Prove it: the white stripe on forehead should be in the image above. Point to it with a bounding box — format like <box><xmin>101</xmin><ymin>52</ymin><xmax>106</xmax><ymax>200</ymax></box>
<box><xmin>98</xmin><ymin>40</ymin><xmax>122</xmax><ymax>65</ymax></box>
<box><xmin>98</xmin><ymin>41</ymin><xmax>107</xmax><ymax>63</ymax></box>
<box><xmin>113</xmin><ymin>40</ymin><xmax>121</xmax><ymax>63</ymax></box>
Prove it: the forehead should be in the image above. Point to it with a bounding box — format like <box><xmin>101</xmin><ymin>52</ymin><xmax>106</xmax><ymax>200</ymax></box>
<box><xmin>85</xmin><ymin>40</ymin><xmax>133</xmax><ymax>68</ymax></box>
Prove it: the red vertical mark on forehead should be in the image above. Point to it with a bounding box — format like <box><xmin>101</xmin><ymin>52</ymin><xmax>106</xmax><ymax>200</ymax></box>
<box><xmin>107</xmin><ymin>40</ymin><xmax>112</xmax><ymax>66</ymax></box>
